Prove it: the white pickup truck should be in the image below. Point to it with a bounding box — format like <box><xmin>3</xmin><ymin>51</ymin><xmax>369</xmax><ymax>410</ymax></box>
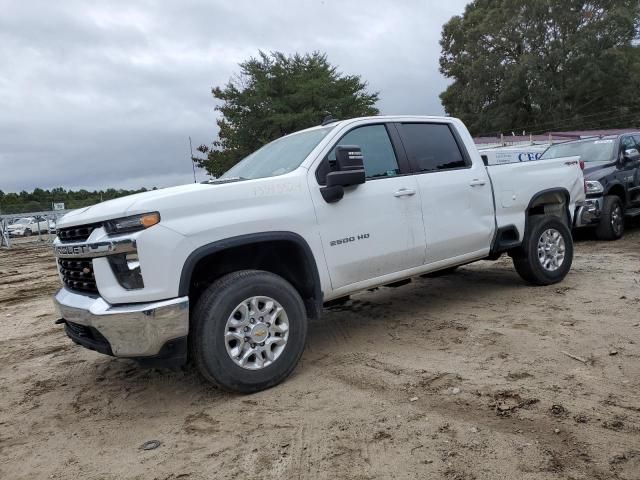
<box><xmin>53</xmin><ymin>116</ymin><xmax>585</xmax><ymax>392</ymax></box>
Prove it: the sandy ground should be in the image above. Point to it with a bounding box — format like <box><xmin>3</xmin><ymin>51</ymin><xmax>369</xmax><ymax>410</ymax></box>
<box><xmin>1</xmin><ymin>229</ymin><xmax>639</xmax><ymax>480</ymax></box>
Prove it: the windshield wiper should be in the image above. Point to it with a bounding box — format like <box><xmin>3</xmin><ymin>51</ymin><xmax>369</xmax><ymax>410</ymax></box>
<box><xmin>202</xmin><ymin>176</ymin><xmax>249</xmax><ymax>185</ymax></box>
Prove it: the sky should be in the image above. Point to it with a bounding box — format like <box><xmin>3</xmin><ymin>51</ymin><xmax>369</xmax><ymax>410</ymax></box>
<box><xmin>0</xmin><ymin>0</ymin><xmax>469</xmax><ymax>193</ymax></box>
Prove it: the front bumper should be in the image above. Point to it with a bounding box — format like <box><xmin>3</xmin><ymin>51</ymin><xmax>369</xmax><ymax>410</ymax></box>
<box><xmin>574</xmin><ymin>196</ymin><xmax>603</xmax><ymax>228</ymax></box>
<box><xmin>54</xmin><ymin>288</ymin><xmax>189</xmax><ymax>366</ymax></box>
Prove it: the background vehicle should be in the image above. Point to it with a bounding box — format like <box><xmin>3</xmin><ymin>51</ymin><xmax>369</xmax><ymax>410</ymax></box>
<box><xmin>7</xmin><ymin>216</ymin><xmax>49</xmax><ymax>237</ymax></box>
<box><xmin>478</xmin><ymin>144</ymin><xmax>549</xmax><ymax>165</ymax></box>
<box><xmin>541</xmin><ymin>134</ymin><xmax>640</xmax><ymax>239</ymax></box>
<box><xmin>52</xmin><ymin>116</ymin><xmax>585</xmax><ymax>393</ymax></box>
<box><xmin>48</xmin><ymin>219</ymin><xmax>57</xmax><ymax>234</ymax></box>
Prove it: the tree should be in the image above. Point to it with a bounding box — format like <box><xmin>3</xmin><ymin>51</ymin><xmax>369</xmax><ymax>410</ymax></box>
<box><xmin>194</xmin><ymin>51</ymin><xmax>379</xmax><ymax>177</ymax></box>
<box><xmin>439</xmin><ymin>0</ymin><xmax>640</xmax><ymax>136</ymax></box>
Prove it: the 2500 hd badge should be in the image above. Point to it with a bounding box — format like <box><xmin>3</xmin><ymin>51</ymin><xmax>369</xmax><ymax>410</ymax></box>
<box><xmin>330</xmin><ymin>233</ymin><xmax>370</xmax><ymax>247</ymax></box>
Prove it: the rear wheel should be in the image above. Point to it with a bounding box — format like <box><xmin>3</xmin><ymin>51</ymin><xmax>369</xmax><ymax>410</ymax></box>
<box><xmin>595</xmin><ymin>195</ymin><xmax>624</xmax><ymax>240</ymax></box>
<box><xmin>512</xmin><ymin>215</ymin><xmax>573</xmax><ymax>285</ymax></box>
<box><xmin>191</xmin><ymin>270</ymin><xmax>308</xmax><ymax>393</ymax></box>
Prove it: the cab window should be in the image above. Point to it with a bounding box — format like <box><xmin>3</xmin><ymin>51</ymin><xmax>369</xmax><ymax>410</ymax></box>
<box><xmin>317</xmin><ymin>124</ymin><xmax>399</xmax><ymax>184</ymax></box>
<box><xmin>397</xmin><ymin>123</ymin><xmax>468</xmax><ymax>172</ymax></box>
<box><xmin>621</xmin><ymin>136</ymin><xmax>636</xmax><ymax>149</ymax></box>
<box><xmin>620</xmin><ymin>137</ymin><xmax>637</xmax><ymax>158</ymax></box>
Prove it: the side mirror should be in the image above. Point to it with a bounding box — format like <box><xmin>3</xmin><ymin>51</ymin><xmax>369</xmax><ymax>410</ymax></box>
<box><xmin>623</xmin><ymin>148</ymin><xmax>640</xmax><ymax>162</ymax></box>
<box><xmin>320</xmin><ymin>146</ymin><xmax>366</xmax><ymax>203</ymax></box>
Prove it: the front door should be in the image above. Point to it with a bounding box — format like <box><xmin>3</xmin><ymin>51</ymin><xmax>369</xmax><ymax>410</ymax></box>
<box><xmin>628</xmin><ymin>136</ymin><xmax>640</xmax><ymax>205</ymax></box>
<box><xmin>309</xmin><ymin>124</ymin><xmax>426</xmax><ymax>290</ymax></box>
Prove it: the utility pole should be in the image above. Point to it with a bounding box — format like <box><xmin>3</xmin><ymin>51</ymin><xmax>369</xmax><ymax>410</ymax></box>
<box><xmin>189</xmin><ymin>137</ymin><xmax>197</xmax><ymax>183</ymax></box>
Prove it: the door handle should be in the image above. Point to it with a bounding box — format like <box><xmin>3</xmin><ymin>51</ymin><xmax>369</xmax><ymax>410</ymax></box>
<box><xmin>393</xmin><ymin>188</ymin><xmax>416</xmax><ymax>197</ymax></box>
<box><xmin>469</xmin><ymin>179</ymin><xmax>486</xmax><ymax>187</ymax></box>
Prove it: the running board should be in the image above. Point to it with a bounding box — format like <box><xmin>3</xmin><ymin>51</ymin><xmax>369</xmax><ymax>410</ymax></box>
<box><xmin>384</xmin><ymin>279</ymin><xmax>411</xmax><ymax>288</ymax></box>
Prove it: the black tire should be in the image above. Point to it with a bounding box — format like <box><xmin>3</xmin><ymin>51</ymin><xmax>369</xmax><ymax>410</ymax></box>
<box><xmin>191</xmin><ymin>270</ymin><xmax>308</xmax><ymax>393</ymax></box>
<box><xmin>595</xmin><ymin>195</ymin><xmax>624</xmax><ymax>240</ymax></box>
<box><xmin>512</xmin><ymin>215</ymin><xmax>573</xmax><ymax>286</ymax></box>
<box><xmin>23</xmin><ymin>229</ymin><xmax>32</xmax><ymax>237</ymax></box>
<box><xmin>420</xmin><ymin>266</ymin><xmax>459</xmax><ymax>278</ymax></box>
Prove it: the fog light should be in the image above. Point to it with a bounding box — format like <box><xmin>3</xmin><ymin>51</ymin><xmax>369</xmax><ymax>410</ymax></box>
<box><xmin>126</xmin><ymin>253</ymin><xmax>140</xmax><ymax>270</ymax></box>
<box><xmin>108</xmin><ymin>254</ymin><xmax>144</xmax><ymax>289</ymax></box>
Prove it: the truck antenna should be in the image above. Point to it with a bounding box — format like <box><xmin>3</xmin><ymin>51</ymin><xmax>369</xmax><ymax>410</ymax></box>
<box><xmin>188</xmin><ymin>136</ymin><xmax>197</xmax><ymax>183</ymax></box>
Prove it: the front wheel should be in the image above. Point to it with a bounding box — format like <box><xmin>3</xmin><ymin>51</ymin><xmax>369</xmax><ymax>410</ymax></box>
<box><xmin>595</xmin><ymin>195</ymin><xmax>624</xmax><ymax>240</ymax></box>
<box><xmin>191</xmin><ymin>270</ymin><xmax>308</xmax><ymax>393</ymax></box>
<box><xmin>512</xmin><ymin>216</ymin><xmax>573</xmax><ymax>286</ymax></box>
<box><xmin>23</xmin><ymin>229</ymin><xmax>32</xmax><ymax>237</ymax></box>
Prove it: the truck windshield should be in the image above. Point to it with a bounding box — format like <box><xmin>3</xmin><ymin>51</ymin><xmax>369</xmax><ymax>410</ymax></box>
<box><xmin>540</xmin><ymin>139</ymin><xmax>615</xmax><ymax>163</ymax></box>
<box><xmin>219</xmin><ymin>126</ymin><xmax>333</xmax><ymax>180</ymax></box>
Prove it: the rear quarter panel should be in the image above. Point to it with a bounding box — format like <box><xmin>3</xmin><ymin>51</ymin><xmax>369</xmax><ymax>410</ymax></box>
<box><xmin>487</xmin><ymin>156</ymin><xmax>585</xmax><ymax>240</ymax></box>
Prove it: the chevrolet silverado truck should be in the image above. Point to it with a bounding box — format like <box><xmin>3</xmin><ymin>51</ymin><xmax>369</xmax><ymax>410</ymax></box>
<box><xmin>53</xmin><ymin>116</ymin><xmax>585</xmax><ymax>392</ymax></box>
<box><xmin>540</xmin><ymin>133</ymin><xmax>640</xmax><ymax>240</ymax></box>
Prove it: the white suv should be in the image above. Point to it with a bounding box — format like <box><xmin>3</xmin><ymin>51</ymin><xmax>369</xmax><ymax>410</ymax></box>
<box><xmin>8</xmin><ymin>216</ymin><xmax>48</xmax><ymax>236</ymax></box>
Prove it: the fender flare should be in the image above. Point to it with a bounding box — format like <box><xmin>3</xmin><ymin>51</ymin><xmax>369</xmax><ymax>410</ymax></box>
<box><xmin>524</xmin><ymin>187</ymin><xmax>571</xmax><ymax>233</ymax></box>
<box><xmin>178</xmin><ymin>231</ymin><xmax>323</xmax><ymax>312</ymax></box>
<box><xmin>604</xmin><ymin>181</ymin><xmax>626</xmax><ymax>200</ymax></box>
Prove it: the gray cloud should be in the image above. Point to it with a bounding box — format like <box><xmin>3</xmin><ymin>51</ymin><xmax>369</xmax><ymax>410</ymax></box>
<box><xmin>0</xmin><ymin>0</ymin><xmax>468</xmax><ymax>192</ymax></box>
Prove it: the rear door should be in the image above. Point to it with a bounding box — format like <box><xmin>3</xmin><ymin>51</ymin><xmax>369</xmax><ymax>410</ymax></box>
<box><xmin>394</xmin><ymin>122</ymin><xmax>495</xmax><ymax>264</ymax></box>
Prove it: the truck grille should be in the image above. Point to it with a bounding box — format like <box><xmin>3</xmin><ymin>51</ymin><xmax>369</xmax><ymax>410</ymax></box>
<box><xmin>58</xmin><ymin>259</ymin><xmax>98</xmax><ymax>293</ymax></box>
<box><xmin>57</xmin><ymin>223</ymin><xmax>102</xmax><ymax>242</ymax></box>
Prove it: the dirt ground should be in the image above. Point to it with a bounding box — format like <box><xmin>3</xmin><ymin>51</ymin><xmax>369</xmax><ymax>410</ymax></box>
<box><xmin>1</xmin><ymin>229</ymin><xmax>639</xmax><ymax>480</ymax></box>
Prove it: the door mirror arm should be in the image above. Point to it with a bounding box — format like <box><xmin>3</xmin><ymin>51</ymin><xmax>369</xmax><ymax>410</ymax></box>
<box><xmin>320</xmin><ymin>185</ymin><xmax>344</xmax><ymax>203</ymax></box>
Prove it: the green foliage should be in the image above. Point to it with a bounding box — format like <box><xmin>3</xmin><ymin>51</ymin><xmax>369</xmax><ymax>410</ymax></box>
<box><xmin>439</xmin><ymin>0</ymin><xmax>640</xmax><ymax>135</ymax></box>
<box><xmin>0</xmin><ymin>187</ymin><xmax>151</xmax><ymax>215</ymax></box>
<box><xmin>194</xmin><ymin>51</ymin><xmax>379</xmax><ymax>177</ymax></box>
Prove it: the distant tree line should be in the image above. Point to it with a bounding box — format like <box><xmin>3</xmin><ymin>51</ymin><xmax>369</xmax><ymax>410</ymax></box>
<box><xmin>0</xmin><ymin>187</ymin><xmax>153</xmax><ymax>215</ymax></box>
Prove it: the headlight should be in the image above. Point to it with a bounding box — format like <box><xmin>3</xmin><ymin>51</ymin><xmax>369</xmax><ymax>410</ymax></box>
<box><xmin>104</xmin><ymin>212</ymin><xmax>160</xmax><ymax>235</ymax></box>
<box><xmin>585</xmin><ymin>180</ymin><xmax>603</xmax><ymax>195</ymax></box>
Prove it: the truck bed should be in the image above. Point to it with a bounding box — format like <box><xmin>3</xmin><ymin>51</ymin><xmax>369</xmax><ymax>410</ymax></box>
<box><xmin>487</xmin><ymin>155</ymin><xmax>584</xmax><ymax>241</ymax></box>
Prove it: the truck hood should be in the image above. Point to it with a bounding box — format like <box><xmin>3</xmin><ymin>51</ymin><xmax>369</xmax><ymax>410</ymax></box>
<box><xmin>583</xmin><ymin>161</ymin><xmax>616</xmax><ymax>180</ymax></box>
<box><xmin>57</xmin><ymin>183</ymin><xmax>213</xmax><ymax>228</ymax></box>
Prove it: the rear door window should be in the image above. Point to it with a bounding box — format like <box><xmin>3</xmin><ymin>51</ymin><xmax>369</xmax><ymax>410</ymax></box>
<box><xmin>397</xmin><ymin>123</ymin><xmax>468</xmax><ymax>173</ymax></box>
